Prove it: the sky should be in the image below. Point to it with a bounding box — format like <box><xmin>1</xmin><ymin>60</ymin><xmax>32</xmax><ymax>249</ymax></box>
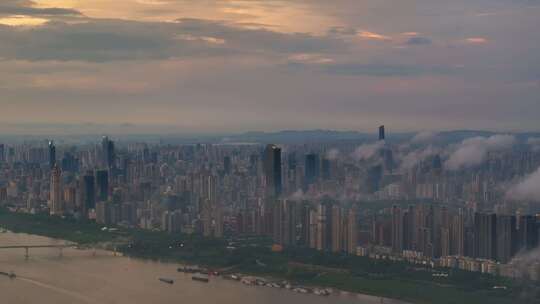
<box><xmin>0</xmin><ymin>0</ymin><xmax>539</xmax><ymax>134</ymax></box>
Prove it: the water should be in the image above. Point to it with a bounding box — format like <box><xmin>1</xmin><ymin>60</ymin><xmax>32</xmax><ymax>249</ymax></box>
<box><xmin>0</xmin><ymin>232</ymin><xmax>404</xmax><ymax>304</ymax></box>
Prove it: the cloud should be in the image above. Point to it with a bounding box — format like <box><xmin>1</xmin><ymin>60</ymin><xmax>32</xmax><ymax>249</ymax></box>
<box><xmin>506</xmin><ymin>167</ymin><xmax>540</xmax><ymax>201</ymax></box>
<box><xmin>288</xmin><ymin>53</ymin><xmax>334</xmax><ymax>64</ymax></box>
<box><xmin>322</xmin><ymin>63</ymin><xmax>453</xmax><ymax>77</ymax></box>
<box><xmin>528</xmin><ymin>137</ymin><xmax>540</xmax><ymax>151</ymax></box>
<box><xmin>402</xmin><ymin>32</ymin><xmax>420</xmax><ymax>36</ymax></box>
<box><xmin>406</xmin><ymin>36</ymin><xmax>432</xmax><ymax>45</ymax></box>
<box><xmin>411</xmin><ymin>131</ymin><xmax>438</xmax><ymax>143</ymax></box>
<box><xmin>352</xmin><ymin>141</ymin><xmax>385</xmax><ymax>161</ymax></box>
<box><xmin>465</xmin><ymin>37</ymin><xmax>488</xmax><ymax>44</ymax></box>
<box><xmin>326</xmin><ymin>148</ymin><xmax>340</xmax><ymax>160</ymax></box>
<box><xmin>0</xmin><ymin>18</ymin><xmax>346</xmax><ymax>62</ymax></box>
<box><xmin>400</xmin><ymin>145</ymin><xmax>439</xmax><ymax>170</ymax></box>
<box><xmin>358</xmin><ymin>30</ymin><xmax>391</xmax><ymax>41</ymax></box>
<box><xmin>445</xmin><ymin>134</ymin><xmax>516</xmax><ymax>170</ymax></box>
<box><xmin>0</xmin><ymin>0</ymin><xmax>81</xmax><ymax>17</ymax></box>
<box><xmin>289</xmin><ymin>189</ymin><xmax>306</xmax><ymax>201</ymax></box>
<box><xmin>328</xmin><ymin>26</ymin><xmax>357</xmax><ymax>36</ymax></box>
<box><xmin>507</xmin><ymin>246</ymin><xmax>540</xmax><ymax>280</ymax></box>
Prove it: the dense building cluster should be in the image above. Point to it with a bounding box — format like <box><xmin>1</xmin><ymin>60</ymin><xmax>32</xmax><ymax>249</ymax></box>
<box><xmin>1</xmin><ymin>128</ymin><xmax>540</xmax><ymax>278</ymax></box>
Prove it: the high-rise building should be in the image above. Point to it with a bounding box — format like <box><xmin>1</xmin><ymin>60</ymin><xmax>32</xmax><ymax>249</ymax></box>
<box><xmin>379</xmin><ymin>125</ymin><xmax>385</xmax><ymax>141</ymax></box>
<box><xmin>299</xmin><ymin>203</ymin><xmax>311</xmax><ymax>246</ymax></box>
<box><xmin>474</xmin><ymin>213</ymin><xmax>497</xmax><ymax>259</ymax></box>
<box><xmin>264</xmin><ymin>144</ymin><xmax>282</xmax><ymax>197</ymax></box>
<box><xmin>0</xmin><ymin>144</ymin><xmax>5</xmax><ymax>163</ymax></box>
<box><xmin>304</xmin><ymin>153</ymin><xmax>319</xmax><ymax>189</ymax></box>
<box><xmin>102</xmin><ymin>136</ymin><xmax>115</xmax><ymax>169</ymax></box>
<box><xmin>96</xmin><ymin>170</ymin><xmax>109</xmax><ymax>202</ymax></box>
<box><xmin>316</xmin><ymin>202</ymin><xmax>332</xmax><ymax>251</ymax></box>
<box><xmin>391</xmin><ymin>205</ymin><xmax>403</xmax><ymax>253</ymax></box>
<box><xmin>345</xmin><ymin>208</ymin><xmax>358</xmax><ymax>254</ymax></box>
<box><xmin>162</xmin><ymin>210</ymin><xmax>183</xmax><ymax>234</ymax></box>
<box><xmin>496</xmin><ymin>215</ymin><xmax>517</xmax><ymax>263</ymax></box>
<box><xmin>321</xmin><ymin>158</ymin><xmax>331</xmax><ymax>180</ymax></box>
<box><xmin>518</xmin><ymin>215</ymin><xmax>539</xmax><ymax>252</ymax></box>
<box><xmin>273</xmin><ymin>200</ymin><xmax>297</xmax><ymax>246</ymax></box>
<box><xmin>48</xmin><ymin>140</ymin><xmax>56</xmax><ymax>169</ymax></box>
<box><xmin>452</xmin><ymin>209</ymin><xmax>465</xmax><ymax>256</ymax></box>
<box><xmin>223</xmin><ymin>156</ymin><xmax>231</xmax><ymax>175</ymax></box>
<box><xmin>82</xmin><ymin>171</ymin><xmax>96</xmax><ymax>210</ymax></box>
<box><xmin>331</xmin><ymin>205</ymin><xmax>342</xmax><ymax>252</ymax></box>
<box><xmin>61</xmin><ymin>152</ymin><xmax>78</xmax><ymax>172</ymax></box>
<box><xmin>63</xmin><ymin>186</ymin><xmax>76</xmax><ymax>212</ymax></box>
<box><xmin>272</xmin><ymin>199</ymin><xmax>284</xmax><ymax>244</ymax></box>
<box><xmin>201</xmin><ymin>199</ymin><xmax>223</xmax><ymax>238</ymax></box>
<box><xmin>403</xmin><ymin>206</ymin><xmax>415</xmax><ymax>250</ymax></box>
<box><xmin>308</xmin><ymin>209</ymin><xmax>318</xmax><ymax>249</ymax></box>
<box><xmin>366</xmin><ymin>165</ymin><xmax>383</xmax><ymax>193</ymax></box>
<box><xmin>50</xmin><ymin>164</ymin><xmax>63</xmax><ymax>215</ymax></box>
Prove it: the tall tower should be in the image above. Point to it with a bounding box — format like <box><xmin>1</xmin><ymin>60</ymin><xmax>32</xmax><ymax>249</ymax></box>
<box><xmin>391</xmin><ymin>205</ymin><xmax>403</xmax><ymax>253</ymax></box>
<box><xmin>50</xmin><ymin>164</ymin><xmax>63</xmax><ymax>215</ymax></box>
<box><xmin>264</xmin><ymin>144</ymin><xmax>282</xmax><ymax>197</ymax></box>
<box><xmin>48</xmin><ymin>140</ymin><xmax>56</xmax><ymax>169</ymax></box>
<box><xmin>0</xmin><ymin>144</ymin><xmax>5</xmax><ymax>163</ymax></box>
<box><xmin>346</xmin><ymin>208</ymin><xmax>358</xmax><ymax>254</ymax></box>
<box><xmin>316</xmin><ymin>202</ymin><xmax>332</xmax><ymax>251</ymax></box>
<box><xmin>378</xmin><ymin>125</ymin><xmax>385</xmax><ymax>141</ymax></box>
<box><xmin>304</xmin><ymin>153</ymin><xmax>319</xmax><ymax>189</ymax></box>
<box><xmin>83</xmin><ymin>171</ymin><xmax>96</xmax><ymax>210</ymax></box>
<box><xmin>96</xmin><ymin>170</ymin><xmax>109</xmax><ymax>202</ymax></box>
<box><xmin>101</xmin><ymin>136</ymin><xmax>115</xmax><ymax>169</ymax></box>
<box><xmin>331</xmin><ymin>205</ymin><xmax>342</xmax><ymax>252</ymax></box>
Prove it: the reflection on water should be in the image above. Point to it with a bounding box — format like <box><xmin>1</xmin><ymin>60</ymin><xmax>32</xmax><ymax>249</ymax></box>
<box><xmin>0</xmin><ymin>232</ymin><xmax>402</xmax><ymax>304</ymax></box>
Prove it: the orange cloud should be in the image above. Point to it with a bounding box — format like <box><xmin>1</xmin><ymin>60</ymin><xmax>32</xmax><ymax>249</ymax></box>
<box><xmin>358</xmin><ymin>30</ymin><xmax>391</xmax><ymax>41</ymax></box>
<box><xmin>465</xmin><ymin>37</ymin><xmax>488</xmax><ymax>44</ymax></box>
<box><xmin>0</xmin><ymin>15</ymin><xmax>48</xmax><ymax>26</ymax></box>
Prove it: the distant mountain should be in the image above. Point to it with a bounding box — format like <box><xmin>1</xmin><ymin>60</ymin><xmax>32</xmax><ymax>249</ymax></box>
<box><xmin>0</xmin><ymin>127</ymin><xmax>538</xmax><ymax>145</ymax></box>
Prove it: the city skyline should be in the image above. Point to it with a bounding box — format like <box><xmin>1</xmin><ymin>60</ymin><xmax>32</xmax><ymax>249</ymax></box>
<box><xmin>1</xmin><ymin>0</ymin><xmax>539</xmax><ymax>132</ymax></box>
<box><xmin>1</xmin><ymin>2</ymin><xmax>540</xmax><ymax>303</ymax></box>
<box><xmin>1</xmin><ymin>124</ymin><xmax>540</xmax><ymax>303</ymax></box>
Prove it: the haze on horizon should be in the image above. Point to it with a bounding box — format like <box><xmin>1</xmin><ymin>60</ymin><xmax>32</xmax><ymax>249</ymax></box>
<box><xmin>1</xmin><ymin>0</ymin><xmax>539</xmax><ymax>134</ymax></box>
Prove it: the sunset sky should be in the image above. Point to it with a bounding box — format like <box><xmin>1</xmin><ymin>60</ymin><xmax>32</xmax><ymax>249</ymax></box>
<box><xmin>1</xmin><ymin>0</ymin><xmax>539</xmax><ymax>134</ymax></box>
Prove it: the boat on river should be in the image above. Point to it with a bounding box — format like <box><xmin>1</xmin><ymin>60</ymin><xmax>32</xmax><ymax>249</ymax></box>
<box><xmin>192</xmin><ymin>274</ymin><xmax>209</xmax><ymax>283</ymax></box>
<box><xmin>159</xmin><ymin>278</ymin><xmax>174</xmax><ymax>284</ymax></box>
<box><xmin>0</xmin><ymin>271</ymin><xmax>16</xmax><ymax>279</ymax></box>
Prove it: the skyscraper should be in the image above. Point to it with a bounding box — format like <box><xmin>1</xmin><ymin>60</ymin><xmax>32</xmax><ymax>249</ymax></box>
<box><xmin>321</xmin><ymin>158</ymin><xmax>331</xmax><ymax>180</ymax></box>
<box><xmin>48</xmin><ymin>140</ymin><xmax>56</xmax><ymax>169</ymax></box>
<box><xmin>345</xmin><ymin>208</ymin><xmax>358</xmax><ymax>254</ymax></box>
<box><xmin>304</xmin><ymin>153</ymin><xmax>319</xmax><ymax>189</ymax></box>
<box><xmin>379</xmin><ymin>125</ymin><xmax>385</xmax><ymax>141</ymax></box>
<box><xmin>223</xmin><ymin>156</ymin><xmax>231</xmax><ymax>175</ymax></box>
<box><xmin>96</xmin><ymin>170</ymin><xmax>109</xmax><ymax>202</ymax></box>
<box><xmin>273</xmin><ymin>200</ymin><xmax>297</xmax><ymax>246</ymax></box>
<box><xmin>0</xmin><ymin>144</ymin><xmax>4</xmax><ymax>163</ymax></box>
<box><xmin>102</xmin><ymin>136</ymin><xmax>115</xmax><ymax>169</ymax></box>
<box><xmin>391</xmin><ymin>205</ymin><xmax>403</xmax><ymax>253</ymax></box>
<box><xmin>264</xmin><ymin>144</ymin><xmax>282</xmax><ymax>197</ymax></box>
<box><xmin>518</xmin><ymin>215</ymin><xmax>538</xmax><ymax>251</ymax></box>
<box><xmin>496</xmin><ymin>215</ymin><xmax>517</xmax><ymax>263</ymax></box>
<box><xmin>50</xmin><ymin>164</ymin><xmax>63</xmax><ymax>215</ymax></box>
<box><xmin>83</xmin><ymin>171</ymin><xmax>96</xmax><ymax>210</ymax></box>
<box><xmin>366</xmin><ymin>165</ymin><xmax>383</xmax><ymax>193</ymax></box>
<box><xmin>316</xmin><ymin>202</ymin><xmax>333</xmax><ymax>251</ymax></box>
<box><xmin>331</xmin><ymin>205</ymin><xmax>342</xmax><ymax>252</ymax></box>
<box><xmin>474</xmin><ymin>213</ymin><xmax>497</xmax><ymax>259</ymax></box>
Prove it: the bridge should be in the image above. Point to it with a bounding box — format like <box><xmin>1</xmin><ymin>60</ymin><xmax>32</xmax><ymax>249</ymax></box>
<box><xmin>0</xmin><ymin>244</ymin><xmax>76</xmax><ymax>259</ymax></box>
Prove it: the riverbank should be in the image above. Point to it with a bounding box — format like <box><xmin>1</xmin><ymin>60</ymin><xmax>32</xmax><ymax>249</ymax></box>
<box><xmin>0</xmin><ymin>209</ymin><xmax>536</xmax><ymax>304</ymax></box>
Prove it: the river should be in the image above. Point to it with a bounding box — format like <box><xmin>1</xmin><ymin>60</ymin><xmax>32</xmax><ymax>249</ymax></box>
<box><xmin>0</xmin><ymin>231</ymin><xmax>406</xmax><ymax>304</ymax></box>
